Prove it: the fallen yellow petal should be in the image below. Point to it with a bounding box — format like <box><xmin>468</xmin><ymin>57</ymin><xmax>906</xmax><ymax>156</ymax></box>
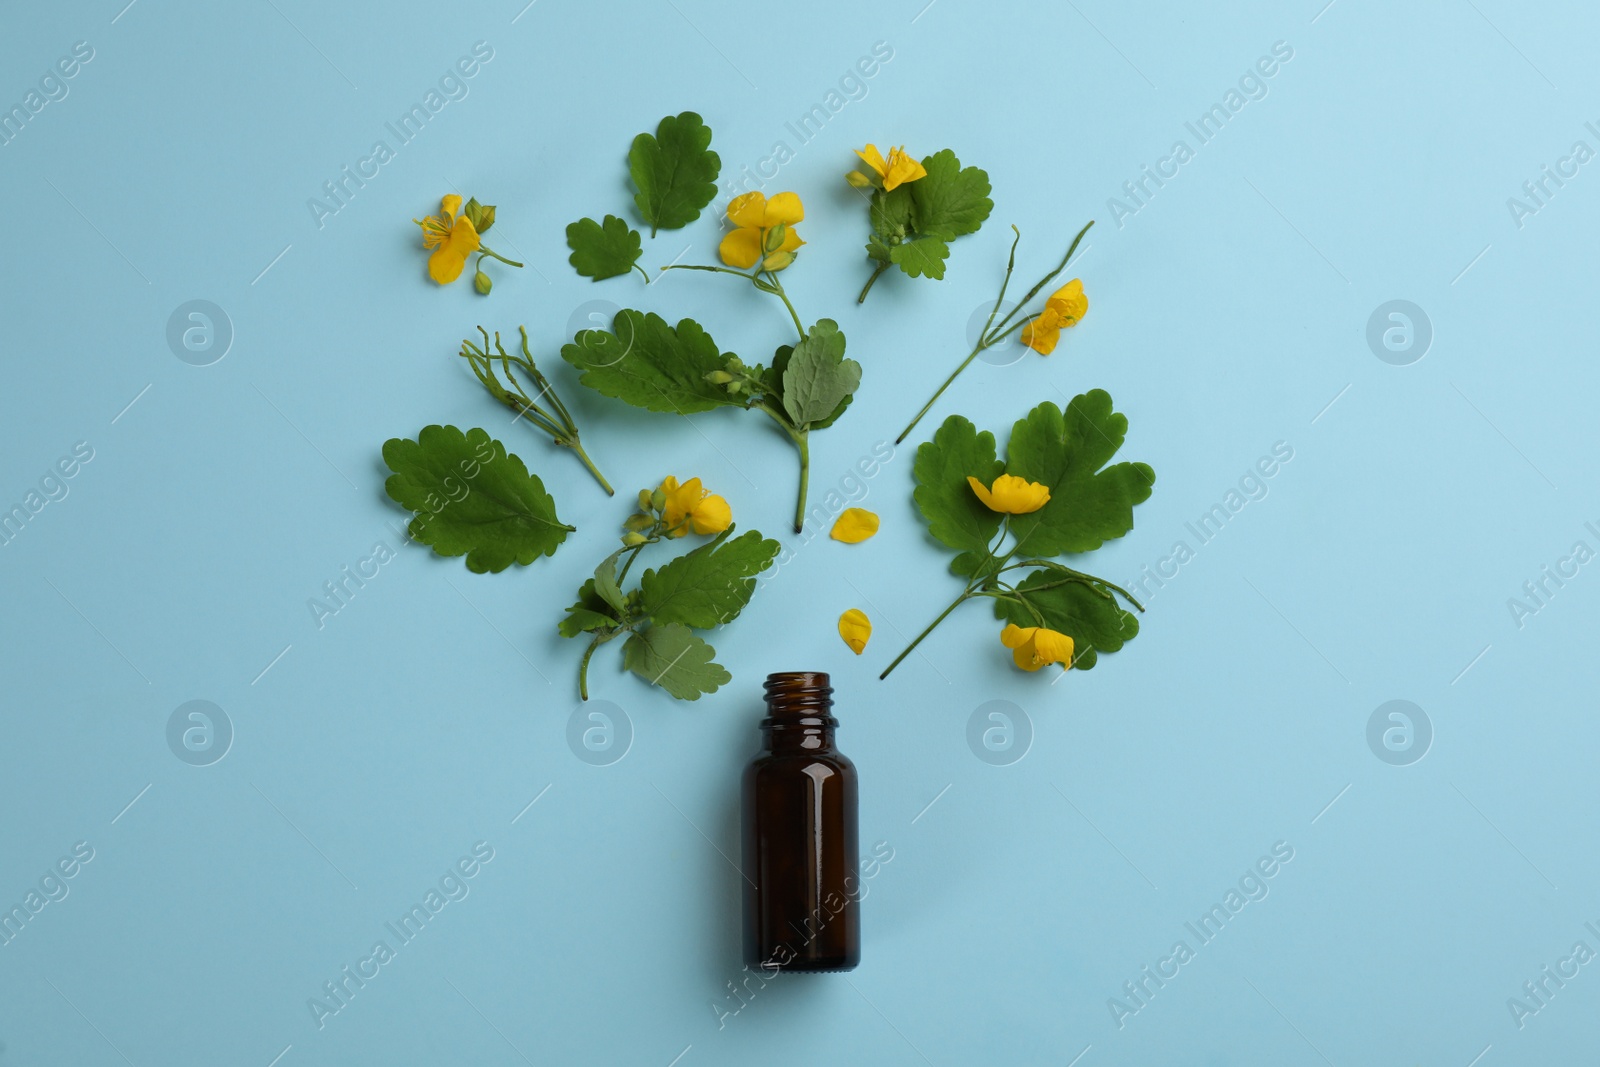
<box><xmin>830</xmin><ymin>508</ymin><xmax>880</xmax><ymax>544</ymax></box>
<box><xmin>838</xmin><ymin>608</ymin><xmax>871</xmax><ymax>655</ymax></box>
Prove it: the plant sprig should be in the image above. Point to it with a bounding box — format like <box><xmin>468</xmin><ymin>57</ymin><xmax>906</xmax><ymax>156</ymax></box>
<box><xmin>562</xmin><ymin>484</ymin><xmax>778</xmax><ymax>700</ymax></box>
<box><xmin>881</xmin><ymin>391</ymin><xmax>1153</xmax><ymax>679</ymax></box>
<box><xmin>460</xmin><ymin>326</ymin><xmax>614</xmax><ymax>495</ymax></box>
<box><xmin>897</xmin><ymin>220</ymin><xmax>1093</xmax><ymax>444</ymax></box>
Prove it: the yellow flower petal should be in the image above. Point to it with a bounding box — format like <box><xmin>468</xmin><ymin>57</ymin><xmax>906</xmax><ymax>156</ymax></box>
<box><xmin>838</xmin><ymin>608</ymin><xmax>872</xmax><ymax>655</ymax></box>
<box><xmin>1021</xmin><ymin>307</ymin><xmax>1063</xmax><ymax>354</ymax></box>
<box><xmin>427</xmin><ymin>215</ymin><xmax>480</xmax><ymax>284</ymax></box>
<box><xmin>763</xmin><ymin>191</ymin><xmax>804</xmax><ymax>225</ymax></box>
<box><xmin>830</xmin><ymin>508</ymin><xmax>880</xmax><ymax>544</ymax></box>
<box><xmin>855</xmin><ymin>145</ymin><xmax>888</xmax><ymax>179</ymax></box>
<box><xmin>1000</xmin><ymin>623</ymin><xmax>1073</xmax><ymax>671</ymax></box>
<box><xmin>718</xmin><ymin>226</ymin><xmax>762</xmax><ymax>269</ymax></box>
<box><xmin>441</xmin><ymin>194</ymin><xmax>463</xmax><ymax>218</ymax></box>
<box><xmin>689</xmin><ymin>493</ymin><xmax>732</xmax><ymax>535</ymax></box>
<box><xmin>881</xmin><ymin>146</ymin><xmax>927</xmax><ymax>191</ymax></box>
<box><xmin>968</xmin><ymin>474</ymin><xmax>1050</xmax><ymax>515</ymax></box>
<box><xmin>1046</xmin><ymin>279</ymin><xmax>1087</xmax><ymax>326</ymax></box>
<box><xmin>727</xmin><ymin>192</ymin><xmax>768</xmax><ymax>228</ymax></box>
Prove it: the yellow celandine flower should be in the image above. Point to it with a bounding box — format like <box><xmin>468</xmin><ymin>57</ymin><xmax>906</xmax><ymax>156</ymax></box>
<box><xmin>719</xmin><ymin>191</ymin><xmax>805</xmax><ymax>271</ymax></box>
<box><xmin>830</xmin><ymin>507</ymin><xmax>880</xmax><ymax>544</ymax></box>
<box><xmin>1000</xmin><ymin>623</ymin><xmax>1074</xmax><ymax>672</ymax></box>
<box><xmin>1020</xmin><ymin>279</ymin><xmax>1088</xmax><ymax>355</ymax></box>
<box><xmin>657</xmin><ymin>476</ymin><xmax>732</xmax><ymax>537</ymax></box>
<box><xmin>838</xmin><ymin>608</ymin><xmax>872</xmax><ymax>654</ymax></box>
<box><xmin>848</xmin><ymin>144</ymin><xmax>927</xmax><ymax>191</ymax></box>
<box><xmin>966</xmin><ymin>474</ymin><xmax>1050</xmax><ymax>515</ymax></box>
<box><xmin>415</xmin><ymin>194</ymin><xmax>481</xmax><ymax>284</ymax></box>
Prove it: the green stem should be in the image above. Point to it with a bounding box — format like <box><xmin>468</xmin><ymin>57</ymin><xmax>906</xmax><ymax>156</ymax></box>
<box><xmin>879</xmin><ymin>590</ymin><xmax>974</xmax><ymax>680</ymax></box>
<box><xmin>856</xmin><ymin>261</ymin><xmax>890</xmax><ymax>304</ymax></box>
<box><xmin>764</xmin><ymin>272</ymin><xmax>806</xmax><ymax>339</ymax></box>
<box><xmin>999</xmin><ymin>560</ymin><xmax>1145</xmax><ymax>611</ymax></box>
<box><xmin>896</xmin><ymin>341</ymin><xmax>989</xmax><ymax>445</ymax></box>
<box><xmin>562</xmin><ymin>436</ymin><xmax>614</xmax><ymax>495</ymax></box>
<box><xmin>632</xmin><ymin>263</ymin><xmax>651</xmax><ymax>284</ymax></box>
<box><xmin>882</xmin><ymin>521</ymin><xmax>1013</xmax><ymax>679</ymax></box>
<box><xmin>792</xmin><ymin>429</ymin><xmax>809</xmax><ymax>533</ymax></box>
<box><xmin>478</xmin><ymin>245</ymin><xmax>523</xmax><ymax>268</ymax></box>
<box><xmin>577</xmin><ymin>635</ymin><xmax>602</xmax><ymax>700</ymax></box>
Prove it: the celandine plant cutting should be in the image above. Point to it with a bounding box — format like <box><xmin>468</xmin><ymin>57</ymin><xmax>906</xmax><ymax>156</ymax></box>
<box><xmin>847</xmin><ymin>143</ymin><xmax>993</xmax><ymax>303</ymax></box>
<box><xmin>458</xmin><ymin>326</ymin><xmax>614</xmax><ymax>494</ymax></box>
<box><xmin>881</xmin><ymin>391</ymin><xmax>1154</xmax><ymax>679</ymax></box>
<box><xmin>897</xmin><ymin>220</ymin><xmax>1094</xmax><ymax>443</ymax></box>
<box><xmin>561</xmin><ymin>476</ymin><xmax>779</xmax><ymax>700</ymax></box>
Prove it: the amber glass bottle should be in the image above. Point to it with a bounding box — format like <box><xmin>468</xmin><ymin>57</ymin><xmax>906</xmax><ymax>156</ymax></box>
<box><xmin>741</xmin><ymin>671</ymin><xmax>860</xmax><ymax>973</ymax></box>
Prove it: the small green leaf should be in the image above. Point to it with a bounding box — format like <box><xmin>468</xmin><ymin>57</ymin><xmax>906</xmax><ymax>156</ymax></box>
<box><xmin>781</xmin><ymin>320</ymin><xmax>860</xmax><ymax>428</ymax></box>
<box><xmin>592</xmin><ymin>552</ymin><xmax>628</xmax><ymax>613</ymax></box>
<box><xmin>913</xmin><ymin>415</ymin><xmax>1005</xmax><ymax>554</ymax></box>
<box><xmin>383</xmin><ymin>425</ymin><xmax>572</xmax><ymax>574</ymax></box>
<box><xmin>561</xmin><ymin>310</ymin><xmax>743</xmax><ymax>414</ymax></box>
<box><xmin>890</xmin><ymin>237</ymin><xmax>949</xmax><ymax>279</ymax></box>
<box><xmin>560</xmin><ymin>578</ymin><xmax>619</xmax><ymax>638</ymax></box>
<box><xmin>869</xmin><ymin>185</ymin><xmax>914</xmax><ymax>238</ymax></box>
<box><xmin>639</xmin><ymin>527</ymin><xmax>780</xmax><ymax>629</ymax></box>
<box><xmin>629</xmin><ymin>112</ymin><xmax>721</xmax><ymax>235</ymax></box>
<box><xmin>910</xmin><ymin>150</ymin><xmax>992</xmax><ymax>240</ymax></box>
<box><xmin>993</xmin><ymin>570</ymin><xmax>1142</xmax><ymax>671</ymax></box>
<box><xmin>865</xmin><ymin>234</ymin><xmax>895</xmax><ymax>264</ymax></box>
<box><xmin>1004</xmin><ymin>393</ymin><xmax>1156</xmax><ymax>558</ymax></box>
<box><xmin>622</xmin><ymin>623</ymin><xmax>730</xmax><ymax>700</ymax></box>
<box><xmin>566</xmin><ymin>215</ymin><xmax>643</xmax><ymax>281</ymax></box>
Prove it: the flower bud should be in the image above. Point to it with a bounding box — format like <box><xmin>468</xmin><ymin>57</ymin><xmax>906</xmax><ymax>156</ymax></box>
<box><xmin>649</xmin><ymin>488</ymin><xmax>667</xmax><ymax>512</ymax></box>
<box><xmin>762</xmin><ymin>223</ymin><xmax>788</xmax><ymax>254</ymax></box>
<box><xmin>637</xmin><ymin>489</ymin><xmax>654</xmax><ymax>512</ymax></box>
<box><xmin>845</xmin><ymin>170</ymin><xmax>874</xmax><ymax>189</ymax></box>
<box><xmin>474</xmin><ymin>270</ymin><xmax>492</xmax><ymax>294</ymax></box>
<box><xmin>761</xmin><ymin>250</ymin><xmax>795</xmax><ymax>272</ymax></box>
<box><xmin>621</xmin><ymin>531</ymin><xmax>648</xmax><ymax>547</ymax></box>
<box><xmin>705</xmin><ymin>369</ymin><xmax>735</xmax><ymax>385</ymax></box>
<box><xmin>726</xmin><ymin>355</ymin><xmax>744</xmax><ymax>372</ymax></box>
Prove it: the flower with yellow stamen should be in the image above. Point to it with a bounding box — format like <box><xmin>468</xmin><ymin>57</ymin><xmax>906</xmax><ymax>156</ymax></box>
<box><xmin>415</xmin><ymin>195</ymin><xmax>481</xmax><ymax>284</ymax></box>
<box><xmin>838</xmin><ymin>608</ymin><xmax>872</xmax><ymax>654</ymax></box>
<box><xmin>657</xmin><ymin>476</ymin><xmax>732</xmax><ymax>537</ymax></box>
<box><xmin>1000</xmin><ymin>623</ymin><xmax>1074</xmax><ymax>672</ymax></box>
<box><xmin>719</xmin><ymin>191</ymin><xmax>805</xmax><ymax>271</ymax></box>
<box><xmin>967</xmin><ymin>474</ymin><xmax>1050</xmax><ymax>515</ymax></box>
<box><xmin>1020</xmin><ymin>279</ymin><xmax>1088</xmax><ymax>355</ymax></box>
<box><xmin>849</xmin><ymin>144</ymin><xmax>927</xmax><ymax>191</ymax></box>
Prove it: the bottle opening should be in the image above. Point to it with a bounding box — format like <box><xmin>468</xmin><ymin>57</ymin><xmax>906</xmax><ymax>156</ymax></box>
<box><xmin>762</xmin><ymin>671</ymin><xmax>834</xmax><ymax>719</ymax></box>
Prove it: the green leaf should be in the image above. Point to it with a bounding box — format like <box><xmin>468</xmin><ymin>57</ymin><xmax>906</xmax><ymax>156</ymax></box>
<box><xmin>629</xmin><ymin>111</ymin><xmax>721</xmax><ymax>235</ymax></box>
<box><xmin>869</xmin><ymin>185</ymin><xmax>914</xmax><ymax>238</ymax></box>
<box><xmin>910</xmin><ymin>150</ymin><xmax>992</xmax><ymax>240</ymax></box>
<box><xmin>622</xmin><ymin>623</ymin><xmax>730</xmax><ymax>700</ymax></box>
<box><xmin>780</xmin><ymin>320</ymin><xmax>860</xmax><ymax>428</ymax></box>
<box><xmin>565</xmin><ymin>215</ymin><xmax>642</xmax><ymax>280</ymax></box>
<box><xmin>865</xmin><ymin>234</ymin><xmax>894</xmax><ymax>264</ymax></box>
<box><xmin>383</xmin><ymin>425</ymin><xmax>572</xmax><ymax>574</ymax></box>
<box><xmin>560</xmin><ymin>578</ymin><xmax>619</xmax><ymax>638</ymax></box>
<box><xmin>592</xmin><ymin>552</ymin><xmax>628</xmax><ymax>613</ymax></box>
<box><xmin>993</xmin><ymin>570</ymin><xmax>1142</xmax><ymax>671</ymax></box>
<box><xmin>561</xmin><ymin>310</ymin><xmax>742</xmax><ymax>414</ymax></box>
<box><xmin>1004</xmin><ymin>393</ymin><xmax>1156</xmax><ymax>558</ymax></box>
<box><xmin>890</xmin><ymin>237</ymin><xmax>949</xmax><ymax>279</ymax></box>
<box><xmin>638</xmin><ymin>527</ymin><xmax>780</xmax><ymax>629</ymax></box>
<box><xmin>913</xmin><ymin>415</ymin><xmax>1005</xmax><ymax>553</ymax></box>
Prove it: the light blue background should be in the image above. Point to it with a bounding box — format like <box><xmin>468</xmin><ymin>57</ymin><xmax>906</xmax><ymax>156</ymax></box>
<box><xmin>2</xmin><ymin>0</ymin><xmax>1596</xmax><ymax>1063</ymax></box>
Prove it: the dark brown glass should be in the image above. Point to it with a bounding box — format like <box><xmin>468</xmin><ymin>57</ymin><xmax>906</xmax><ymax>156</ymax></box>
<box><xmin>741</xmin><ymin>672</ymin><xmax>860</xmax><ymax>973</ymax></box>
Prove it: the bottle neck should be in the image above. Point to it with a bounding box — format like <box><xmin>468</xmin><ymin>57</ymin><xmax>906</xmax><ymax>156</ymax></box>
<box><xmin>760</xmin><ymin>671</ymin><xmax>836</xmax><ymax>753</ymax></box>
